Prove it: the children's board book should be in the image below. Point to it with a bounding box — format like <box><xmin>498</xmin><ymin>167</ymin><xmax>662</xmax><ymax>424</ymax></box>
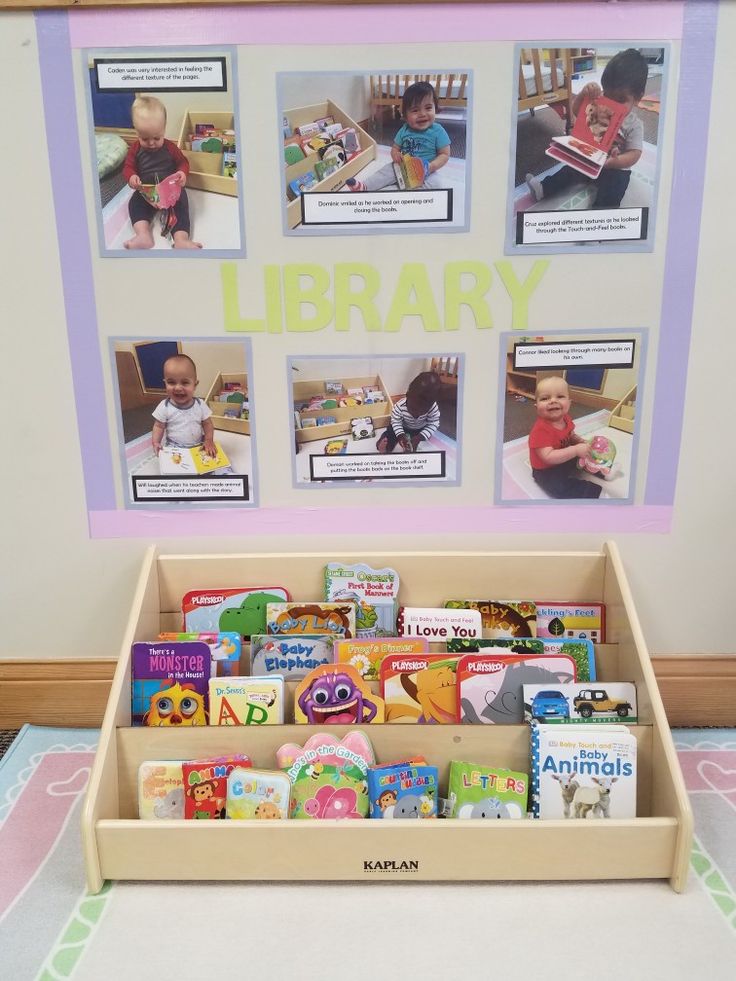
<box><xmin>131</xmin><ymin>641</ymin><xmax>212</xmax><ymax>726</ymax></box>
<box><xmin>444</xmin><ymin>600</ymin><xmax>537</xmax><ymax>637</ymax></box>
<box><xmin>182</xmin><ymin>755</ymin><xmax>252</xmax><ymax>819</ymax></box>
<box><xmin>536</xmin><ymin>603</ymin><xmax>605</xmax><ymax>643</ymax></box>
<box><xmin>158</xmin><ymin>631</ymin><xmax>241</xmax><ymax>677</ymax></box>
<box><xmin>208</xmin><ymin>676</ymin><xmax>284</xmax><ymax>725</ymax></box>
<box><xmin>138</xmin><ymin>761</ymin><xmax>185</xmax><ymax>819</ymax></box>
<box><xmin>539</xmin><ymin>639</ymin><xmax>596</xmax><ymax>682</ymax></box>
<box><xmin>368</xmin><ymin>762</ymin><xmax>439</xmax><ymax>818</ymax></box>
<box><xmin>138</xmin><ymin>174</ymin><xmax>181</xmax><ymax>209</ymax></box>
<box><xmin>457</xmin><ymin>652</ymin><xmax>577</xmax><ymax>725</ymax></box>
<box><xmin>380</xmin><ymin>653</ymin><xmax>460</xmax><ymax>724</ymax></box>
<box><xmin>324</xmin><ymin>562</ymin><xmax>400</xmax><ymax>639</ymax></box>
<box><xmin>276</xmin><ymin>732</ymin><xmax>374</xmax><ymax>819</ymax></box>
<box><xmin>446</xmin><ymin>638</ymin><xmax>544</xmax><ymax>656</ymax></box>
<box><xmin>335</xmin><ymin>637</ymin><xmax>429</xmax><ymax>682</ymax></box>
<box><xmin>531</xmin><ymin>723</ymin><xmax>637</xmax><ymax>819</ymax></box>
<box><xmin>445</xmin><ymin>761</ymin><xmax>528</xmax><ymax>819</ymax></box>
<box><xmin>545</xmin><ymin>95</ymin><xmax>630</xmax><ymax>178</ymax></box>
<box><xmin>523</xmin><ymin>683</ymin><xmax>637</xmax><ymax>724</ymax></box>
<box><xmin>158</xmin><ymin>442</ymin><xmax>230</xmax><ymax>475</ymax></box>
<box><xmin>226</xmin><ymin>768</ymin><xmax>291</xmax><ymax>820</ymax></box>
<box><xmin>266</xmin><ymin>602</ymin><xmax>356</xmax><ymax>639</ymax></box>
<box><xmin>182</xmin><ymin>587</ymin><xmax>290</xmax><ymax>638</ymax></box>
<box><xmin>250</xmin><ymin>634</ymin><xmax>336</xmax><ymax>680</ymax></box>
<box><xmin>393</xmin><ymin>154</ymin><xmax>428</xmax><ymax>190</ymax></box>
<box><xmin>294</xmin><ymin>664</ymin><xmax>385</xmax><ymax>724</ymax></box>
<box><xmin>396</xmin><ymin>606</ymin><xmax>482</xmax><ymax>641</ymax></box>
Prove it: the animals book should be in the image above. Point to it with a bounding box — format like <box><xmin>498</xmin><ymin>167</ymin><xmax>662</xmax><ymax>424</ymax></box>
<box><xmin>276</xmin><ymin>732</ymin><xmax>374</xmax><ymax>820</ymax></box>
<box><xmin>531</xmin><ymin>723</ymin><xmax>637</xmax><ymax>819</ymax></box>
<box><xmin>523</xmin><ymin>682</ymin><xmax>637</xmax><ymax>724</ymax></box>
<box><xmin>266</xmin><ymin>602</ymin><xmax>356</xmax><ymax>639</ymax></box>
<box><xmin>158</xmin><ymin>442</ymin><xmax>230</xmax><ymax>475</ymax></box>
<box><xmin>182</xmin><ymin>755</ymin><xmax>252</xmax><ymax>819</ymax></box>
<box><xmin>250</xmin><ymin>634</ymin><xmax>336</xmax><ymax>679</ymax></box>
<box><xmin>444</xmin><ymin>600</ymin><xmax>537</xmax><ymax>637</ymax></box>
<box><xmin>545</xmin><ymin>95</ymin><xmax>630</xmax><ymax>178</ymax></box>
<box><xmin>226</xmin><ymin>767</ymin><xmax>291</xmax><ymax>820</ymax></box>
<box><xmin>380</xmin><ymin>653</ymin><xmax>460</xmax><ymax>724</ymax></box>
<box><xmin>457</xmin><ymin>652</ymin><xmax>577</xmax><ymax>725</ymax></box>
<box><xmin>536</xmin><ymin>603</ymin><xmax>606</xmax><ymax>643</ymax></box>
<box><xmin>367</xmin><ymin>762</ymin><xmax>439</xmax><ymax>818</ymax></box>
<box><xmin>158</xmin><ymin>631</ymin><xmax>241</xmax><ymax>677</ymax></box>
<box><xmin>324</xmin><ymin>562</ymin><xmax>400</xmax><ymax>640</ymax></box>
<box><xmin>445</xmin><ymin>761</ymin><xmax>528</xmax><ymax>819</ymax></box>
<box><xmin>138</xmin><ymin>761</ymin><xmax>185</xmax><ymax>819</ymax></box>
<box><xmin>131</xmin><ymin>641</ymin><xmax>212</xmax><ymax>726</ymax></box>
<box><xmin>335</xmin><ymin>637</ymin><xmax>429</xmax><ymax>682</ymax></box>
<box><xmin>208</xmin><ymin>675</ymin><xmax>284</xmax><ymax>725</ymax></box>
<box><xmin>182</xmin><ymin>587</ymin><xmax>290</xmax><ymax>638</ymax></box>
<box><xmin>393</xmin><ymin>154</ymin><xmax>428</xmax><ymax>190</ymax></box>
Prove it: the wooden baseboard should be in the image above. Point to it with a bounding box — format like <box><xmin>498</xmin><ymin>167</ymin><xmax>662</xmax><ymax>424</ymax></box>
<box><xmin>0</xmin><ymin>656</ymin><xmax>734</xmax><ymax>729</ymax></box>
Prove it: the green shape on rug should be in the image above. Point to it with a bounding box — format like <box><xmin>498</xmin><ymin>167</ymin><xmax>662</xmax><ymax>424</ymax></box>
<box><xmin>705</xmin><ymin>869</ymin><xmax>728</xmax><ymax>891</ymax></box>
<box><xmin>713</xmin><ymin>894</ymin><xmax>736</xmax><ymax>917</ymax></box>
<box><xmin>79</xmin><ymin>895</ymin><xmax>108</xmax><ymax>923</ymax></box>
<box><xmin>691</xmin><ymin>852</ymin><xmax>710</xmax><ymax>876</ymax></box>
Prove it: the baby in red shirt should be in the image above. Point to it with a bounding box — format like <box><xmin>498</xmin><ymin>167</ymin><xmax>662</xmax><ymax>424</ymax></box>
<box><xmin>528</xmin><ymin>376</ymin><xmax>601</xmax><ymax>499</ymax></box>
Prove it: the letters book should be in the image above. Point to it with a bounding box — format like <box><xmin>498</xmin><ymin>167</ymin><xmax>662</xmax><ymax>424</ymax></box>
<box><xmin>536</xmin><ymin>603</ymin><xmax>606</xmax><ymax>643</ymax></box>
<box><xmin>226</xmin><ymin>768</ymin><xmax>291</xmax><ymax>820</ymax></box>
<box><xmin>158</xmin><ymin>442</ymin><xmax>230</xmax><ymax>475</ymax></box>
<box><xmin>182</xmin><ymin>755</ymin><xmax>252</xmax><ymax>819</ymax></box>
<box><xmin>250</xmin><ymin>634</ymin><xmax>336</xmax><ymax>679</ymax></box>
<box><xmin>380</xmin><ymin>653</ymin><xmax>460</xmax><ymax>724</ymax></box>
<box><xmin>444</xmin><ymin>600</ymin><xmax>537</xmax><ymax>637</ymax></box>
<box><xmin>208</xmin><ymin>676</ymin><xmax>284</xmax><ymax>725</ymax></box>
<box><xmin>523</xmin><ymin>682</ymin><xmax>637</xmax><ymax>724</ymax></box>
<box><xmin>335</xmin><ymin>636</ymin><xmax>429</xmax><ymax>682</ymax></box>
<box><xmin>158</xmin><ymin>631</ymin><xmax>241</xmax><ymax>677</ymax></box>
<box><xmin>182</xmin><ymin>587</ymin><xmax>290</xmax><ymax>638</ymax></box>
<box><xmin>531</xmin><ymin>723</ymin><xmax>637</xmax><ymax>819</ymax></box>
<box><xmin>137</xmin><ymin>761</ymin><xmax>185</xmax><ymax>819</ymax></box>
<box><xmin>131</xmin><ymin>641</ymin><xmax>211</xmax><ymax>726</ymax></box>
<box><xmin>324</xmin><ymin>562</ymin><xmax>400</xmax><ymax>640</ymax></box>
<box><xmin>445</xmin><ymin>760</ymin><xmax>528</xmax><ymax>819</ymax></box>
<box><xmin>545</xmin><ymin>95</ymin><xmax>630</xmax><ymax>178</ymax></box>
<box><xmin>367</xmin><ymin>762</ymin><xmax>439</xmax><ymax>818</ymax></box>
<box><xmin>457</xmin><ymin>652</ymin><xmax>577</xmax><ymax>725</ymax></box>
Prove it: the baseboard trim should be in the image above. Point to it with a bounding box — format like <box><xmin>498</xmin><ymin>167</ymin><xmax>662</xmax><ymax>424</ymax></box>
<box><xmin>0</xmin><ymin>656</ymin><xmax>734</xmax><ymax>729</ymax></box>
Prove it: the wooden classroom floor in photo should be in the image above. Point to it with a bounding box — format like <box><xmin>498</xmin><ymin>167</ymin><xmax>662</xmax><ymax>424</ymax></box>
<box><xmin>126</xmin><ymin>430</ymin><xmax>252</xmax><ymax>483</ymax></box>
<box><xmin>295</xmin><ymin>427</ymin><xmax>457</xmax><ymax>483</ymax></box>
<box><xmin>102</xmin><ymin>186</ymin><xmax>241</xmax><ymax>251</ymax></box>
<box><xmin>502</xmin><ymin>409</ymin><xmax>633</xmax><ymax>500</ymax></box>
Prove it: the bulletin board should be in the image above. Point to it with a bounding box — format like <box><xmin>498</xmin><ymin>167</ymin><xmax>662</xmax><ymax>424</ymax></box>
<box><xmin>32</xmin><ymin>0</ymin><xmax>716</xmax><ymax>537</ymax></box>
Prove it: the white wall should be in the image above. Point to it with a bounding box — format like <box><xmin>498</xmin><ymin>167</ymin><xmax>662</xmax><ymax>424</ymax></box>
<box><xmin>2</xmin><ymin>9</ymin><xmax>735</xmax><ymax>660</ymax></box>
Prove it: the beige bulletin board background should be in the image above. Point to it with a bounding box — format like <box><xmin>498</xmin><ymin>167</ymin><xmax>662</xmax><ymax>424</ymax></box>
<box><xmin>2</xmin><ymin>1</ymin><xmax>734</xmax><ymax>661</ymax></box>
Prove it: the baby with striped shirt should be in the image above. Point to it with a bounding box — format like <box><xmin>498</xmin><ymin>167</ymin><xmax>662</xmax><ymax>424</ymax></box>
<box><xmin>377</xmin><ymin>371</ymin><xmax>441</xmax><ymax>453</ymax></box>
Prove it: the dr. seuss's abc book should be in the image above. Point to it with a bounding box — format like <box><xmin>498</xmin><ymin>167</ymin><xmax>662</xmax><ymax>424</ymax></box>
<box><xmin>335</xmin><ymin>637</ymin><xmax>429</xmax><ymax>682</ymax></box>
<box><xmin>324</xmin><ymin>562</ymin><xmax>400</xmax><ymax>640</ymax></box>
<box><xmin>531</xmin><ymin>723</ymin><xmax>637</xmax><ymax>819</ymax></box>
<box><xmin>208</xmin><ymin>676</ymin><xmax>284</xmax><ymax>725</ymax></box>
<box><xmin>226</xmin><ymin>768</ymin><xmax>291</xmax><ymax>820</ymax></box>
<box><xmin>182</xmin><ymin>586</ymin><xmax>290</xmax><ymax>639</ymax></box>
<box><xmin>457</xmin><ymin>652</ymin><xmax>577</xmax><ymax>725</ymax></box>
<box><xmin>182</xmin><ymin>756</ymin><xmax>252</xmax><ymax>820</ymax></box>
<box><xmin>445</xmin><ymin>761</ymin><xmax>528</xmax><ymax>819</ymax></box>
<box><xmin>368</xmin><ymin>762</ymin><xmax>439</xmax><ymax>819</ymax></box>
<box><xmin>535</xmin><ymin>603</ymin><xmax>606</xmax><ymax>643</ymax></box>
<box><xmin>545</xmin><ymin>95</ymin><xmax>629</xmax><ymax>179</ymax></box>
<box><xmin>444</xmin><ymin>600</ymin><xmax>537</xmax><ymax>637</ymax></box>
<box><xmin>138</xmin><ymin>761</ymin><xmax>185</xmax><ymax>819</ymax></box>
<box><xmin>250</xmin><ymin>634</ymin><xmax>336</xmax><ymax>680</ymax></box>
<box><xmin>158</xmin><ymin>631</ymin><xmax>241</xmax><ymax>677</ymax></box>
<box><xmin>267</xmin><ymin>602</ymin><xmax>356</xmax><ymax>639</ymax></box>
<box><xmin>276</xmin><ymin>732</ymin><xmax>374</xmax><ymax>820</ymax></box>
<box><xmin>131</xmin><ymin>641</ymin><xmax>212</xmax><ymax>726</ymax></box>
<box><xmin>380</xmin><ymin>653</ymin><xmax>460</xmax><ymax>724</ymax></box>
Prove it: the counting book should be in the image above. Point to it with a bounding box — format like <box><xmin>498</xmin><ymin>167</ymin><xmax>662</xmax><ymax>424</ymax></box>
<box><xmin>367</xmin><ymin>762</ymin><xmax>439</xmax><ymax>818</ymax></box>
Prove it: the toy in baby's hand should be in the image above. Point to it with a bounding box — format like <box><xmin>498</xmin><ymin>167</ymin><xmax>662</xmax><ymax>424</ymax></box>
<box><xmin>578</xmin><ymin>434</ymin><xmax>617</xmax><ymax>478</ymax></box>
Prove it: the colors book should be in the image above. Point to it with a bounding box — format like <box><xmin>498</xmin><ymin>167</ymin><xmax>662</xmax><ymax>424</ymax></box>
<box><xmin>131</xmin><ymin>641</ymin><xmax>211</xmax><ymax>726</ymax></box>
<box><xmin>226</xmin><ymin>768</ymin><xmax>291</xmax><ymax>820</ymax></box>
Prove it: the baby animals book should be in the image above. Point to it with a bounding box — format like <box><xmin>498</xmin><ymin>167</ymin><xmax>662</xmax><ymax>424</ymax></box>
<box><xmin>546</xmin><ymin>95</ymin><xmax>629</xmax><ymax>178</ymax></box>
<box><xmin>158</xmin><ymin>443</ymin><xmax>230</xmax><ymax>475</ymax></box>
<box><xmin>531</xmin><ymin>723</ymin><xmax>637</xmax><ymax>819</ymax></box>
<box><xmin>131</xmin><ymin>641</ymin><xmax>211</xmax><ymax>726</ymax></box>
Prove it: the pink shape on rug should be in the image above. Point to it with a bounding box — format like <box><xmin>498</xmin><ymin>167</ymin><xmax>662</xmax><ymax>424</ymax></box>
<box><xmin>0</xmin><ymin>751</ymin><xmax>94</xmax><ymax>919</ymax></box>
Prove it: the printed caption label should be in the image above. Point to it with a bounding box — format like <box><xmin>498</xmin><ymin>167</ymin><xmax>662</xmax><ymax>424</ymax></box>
<box><xmin>517</xmin><ymin>207</ymin><xmax>647</xmax><ymax>244</ymax></box>
<box><xmin>514</xmin><ymin>339</ymin><xmax>636</xmax><ymax>370</ymax></box>
<box><xmin>309</xmin><ymin>452</ymin><xmax>446</xmax><ymax>481</ymax></box>
<box><xmin>301</xmin><ymin>190</ymin><xmax>452</xmax><ymax>225</ymax></box>
<box><xmin>95</xmin><ymin>58</ymin><xmax>226</xmax><ymax>92</ymax></box>
<box><xmin>132</xmin><ymin>475</ymin><xmax>248</xmax><ymax>502</ymax></box>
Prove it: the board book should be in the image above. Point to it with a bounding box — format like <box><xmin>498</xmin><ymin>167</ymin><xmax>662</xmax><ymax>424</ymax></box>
<box><xmin>445</xmin><ymin>760</ymin><xmax>528</xmax><ymax>819</ymax></box>
<box><xmin>380</xmin><ymin>653</ymin><xmax>460</xmax><ymax>724</ymax></box>
<box><xmin>182</xmin><ymin>587</ymin><xmax>290</xmax><ymax>638</ymax></box>
<box><xmin>444</xmin><ymin>600</ymin><xmax>537</xmax><ymax>637</ymax></box>
<box><xmin>131</xmin><ymin>641</ymin><xmax>211</xmax><ymax>726</ymax></box>
<box><xmin>276</xmin><ymin>732</ymin><xmax>374</xmax><ymax>820</ymax></box>
<box><xmin>158</xmin><ymin>631</ymin><xmax>241</xmax><ymax>676</ymax></box>
<box><xmin>266</xmin><ymin>602</ymin><xmax>356</xmax><ymax>638</ymax></box>
<box><xmin>539</xmin><ymin>639</ymin><xmax>596</xmax><ymax>681</ymax></box>
<box><xmin>158</xmin><ymin>442</ymin><xmax>230</xmax><ymax>476</ymax></box>
<box><xmin>137</xmin><ymin>760</ymin><xmax>185</xmax><ymax>819</ymax></box>
<box><xmin>324</xmin><ymin>562</ymin><xmax>400</xmax><ymax>639</ymax></box>
<box><xmin>208</xmin><ymin>676</ymin><xmax>284</xmax><ymax>725</ymax></box>
<box><xmin>446</xmin><ymin>637</ymin><xmax>543</xmax><ymax>655</ymax></box>
<box><xmin>335</xmin><ymin>637</ymin><xmax>429</xmax><ymax>682</ymax></box>
<box><xmin>457</xmin><ymin>652</ymin><xmax>577</xmax><ymax>725</ymax></box>
<box><xmin>250</xmin><ymin>634</ymin><xmax>336</xmax><ymax>679</ymax></box>
<box><xmin>182</xmin><ymin>755</ymin><xmax>251</xmax><ymax>819</ymax></box>
<box><xmin>536</xmin><ymin>603</ymin><xmax>606</xmax><ymax>643</ymax></box>
<box><xmin>367</xmin><ymin>762</ymin><xmax>439</xmax><ymax>818</ymax></box>
<box><xmin>523</xmin><ymin>683</ymin><xmax>637</xmax><ymax>724</ymax></box>
<box><xmin>531</xmin><ymin>723</ymin><xmax>637</xmax><ymax>819</ymax></box>
<box><xmin>545</xmin><ymin>95</ymin><xmax>629</xmax><ymax>178</ymax></box>
<box><xmin>226</xmin><ymin>768</ymin><xmax>291</xmax><ymax>820</ymax></box>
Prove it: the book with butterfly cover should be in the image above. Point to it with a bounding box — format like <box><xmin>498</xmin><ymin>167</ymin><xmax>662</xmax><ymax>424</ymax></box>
<box><xmin>545</xmin><ymin>95</ymin><xmax>630</xmax><ymax>179</ymax></box>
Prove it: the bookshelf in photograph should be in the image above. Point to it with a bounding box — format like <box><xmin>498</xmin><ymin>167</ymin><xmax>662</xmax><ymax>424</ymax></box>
<box><xmin>205</xmin><ymin>371</ymin><xmax>249</xmax><ymax>436</ymax></box>
<box><xmin>293</xmin><ymin>375</ymin><xmax>393</xmax><ymax>444</ymax></box>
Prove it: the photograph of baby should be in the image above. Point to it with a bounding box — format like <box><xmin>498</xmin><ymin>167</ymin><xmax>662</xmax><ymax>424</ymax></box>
<box><xmin>278</xmin><ymin>70</ymin><xmax>470</xmax><ymax>233</ymax></box>
<box><xmin>85</xmin><ymin>49</ymin><xmax>243</xmax><ymax>254</ymax></box>
<box><xmin>111</xmin><ymin>338</ymin><xmax>255</xmax><ymax>506</ymax></box>
<box><xmin>290</xmin><ymin>355</ymin><xmax>462</xmax><ymax>486</ymax></box>
<box><xmin>509</xmin><ymin>45</ymin><xmax>666</xmax><ymax>249</ymax></box>
<box><xmin>498</xmin><ymin>332</ymin><xmax>643</xmax><ymax>503</ymax></box>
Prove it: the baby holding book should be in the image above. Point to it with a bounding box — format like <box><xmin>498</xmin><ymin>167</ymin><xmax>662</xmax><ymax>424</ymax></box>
<box><xmin>526</xmin><ymin>48</ymin><xmax>648</xmax><ymax>209</ymax></box>
<box><xmin>528</xmin><ymin>376</ymin><xmax>601</xmax><ymax>499</ymax></box>
<box><xmin>152</xmin><ymin>354</ymin><xmax>217</xmax><ymax>458</ymax></box>
<box><xmin>123</xmin><ymin>95</ymin><xmax>202</xmax><ymax>250</ymax></box>
<box><xmin>345</xmin><ymin>81</ymin><xmax>451</xmax><ymax>193</ymax></box>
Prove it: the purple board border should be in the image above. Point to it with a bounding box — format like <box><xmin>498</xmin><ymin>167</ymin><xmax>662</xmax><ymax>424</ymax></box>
<box><xmin>35</xmin><ymin>2</ymin><xmax>718</xmax><ymax>536</ymax></box>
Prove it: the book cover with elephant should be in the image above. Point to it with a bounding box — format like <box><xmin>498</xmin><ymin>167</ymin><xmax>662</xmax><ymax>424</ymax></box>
<box><xmin>546</xmin><ymin>95</ymin><xmax>629</xmax><ymax>178</ymax></box>
<box><xmin>531</xmin><ymin>723</ymin><xmax>637</xmax><ymax>819</ymax></box>
<box><xmin>445</xmin><ymin>760</ymin><xmax>528</xmax><ymax>819</ymax></box>
<box><xmin>457</xmin><ymin>652</ymin><xmax>577</xmax><ymax>724</ymax></box>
